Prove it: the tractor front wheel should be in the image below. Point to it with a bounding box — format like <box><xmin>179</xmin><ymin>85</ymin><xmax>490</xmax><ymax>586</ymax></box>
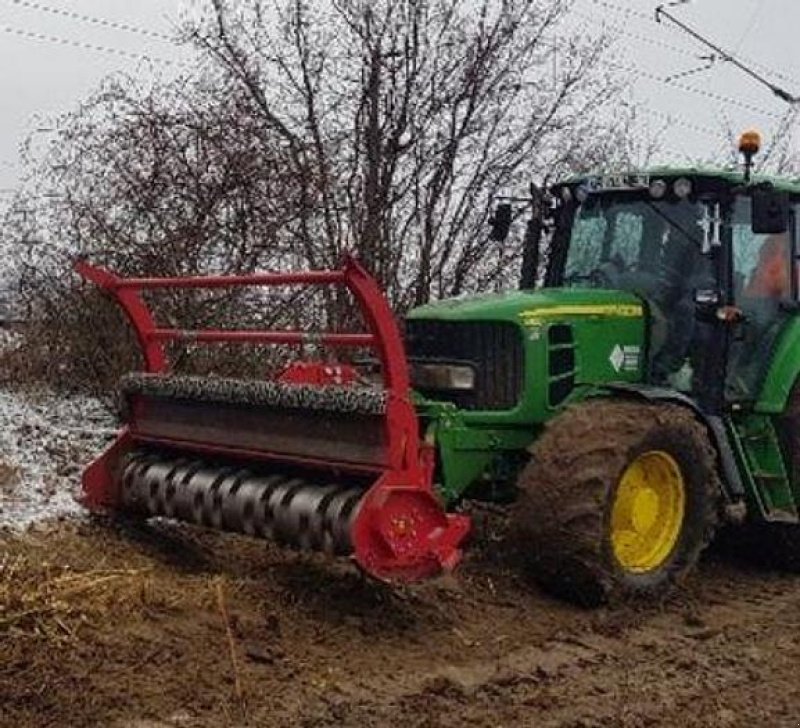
<box><xmin>511</xmin><ymin>400</ymin><xmax>720</xmax><ymax>606</ymax></box>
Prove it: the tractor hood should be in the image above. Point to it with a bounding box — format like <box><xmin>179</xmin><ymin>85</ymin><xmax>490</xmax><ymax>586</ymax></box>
<box><xmin>406</xmin><ymin>287</ymin><xmax>649</xmax><ymax>424</ymax></box>
<box><xmin>407</xmin><ymin>287</ymin><xmax>645</xmax><ymax>326</ymax></box>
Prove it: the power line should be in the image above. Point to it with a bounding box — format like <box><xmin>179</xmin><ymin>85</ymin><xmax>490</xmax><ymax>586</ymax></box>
<box><xmin>610</xmin><ymin>60</ymin><xmax>786</xmax><ymax>121</ymax></box>
<box><xmin>655</xmin><ymin>5</ymin><xmax>798</xmax><ymax>104</ymax></box>
<box><xmin>0</xmin><ymin>24</ymin><xmax>184</xmax><ymax>66</ymax></box>
<box><xmin>586</xmin><ymin>0</ymin><xmax>800</xmax><ymax>89</ymax></box>
<box><xmin>565</xmin><ymin>6</ymin><xmax>786</xmax><ymax>149</ymax></box>
<box><xmin>556</xmin><ymin>20</ymin><xmax>750</xmax><ymax>152</ymax></box>
<box><xmin>572</xmin><ymin>5</ymin><xmax>789</xmax><ymax>118</ymax></box>
<box><xmin>575</xmin><ymin>6</ymin><xmax>793</xmax><ymax>85</ymax></box>
<box><xmin>536</xmin><ymin>37</ymin><xmax>730</xmax><ymax>143</ymax></box>
<box><xmin>572</xmin><ymin>9</ymin><xmax>700</xmax><ymax>58</ymax></box>
<box><xmin>739</xmin><ymin>56</ymin><xmax>800</xmax><ymax>91</ymax></box>
<box><xmin>4</xmin><ymin>0</ymin><xmax>177</xmax><ymax>43</ymax></box>
<box><xmin>635</xmin><ymin>105</ymin><xmax>725</xmax><ymax>141</ymax></box>
<box><xmin>587</xmin><ymin>0</ymin><xmax>652</xmax><ymax>22</ymax></box>
<box><xmin>731</xmin><ymin>0</ymin><xmax>765</xmax><ymax>55</ymax></box>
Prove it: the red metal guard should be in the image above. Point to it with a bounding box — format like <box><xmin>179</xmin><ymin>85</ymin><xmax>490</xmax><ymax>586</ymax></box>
<box><xmin>75</xmin><ymin>255</ymin><xmax>470</xmax><ymax>582</ymax></box>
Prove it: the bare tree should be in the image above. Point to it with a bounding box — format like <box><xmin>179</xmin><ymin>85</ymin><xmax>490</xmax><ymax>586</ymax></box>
<box><xmin>4</xmin><ymin>0</ymin><xmax>642</xmax><ymax>391</ymax></box>
<box><xmin>192</xmin><ymin>0</ymin><xmax>636</xmax><ymax>306</ymax></box>
<box><xmin>714</xmin><ymin>108</ymin><xmax>800</xmax><ymax>176</ymax></box>
<box><xmin>3</xmin><ymin>75</ymin><xmax>317</xmax><ymax>392</ymax></box>
<box><xmin>757</xmin><ymin>109</ymin><xmax>800</xmax><ymax>175</ymax></box>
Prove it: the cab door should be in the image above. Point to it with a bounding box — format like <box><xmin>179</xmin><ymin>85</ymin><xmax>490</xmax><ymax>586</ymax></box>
<box><xmin>727</xmin><ymin>197</ymin><xmax>797</xmax><ymax>401</ymax></box>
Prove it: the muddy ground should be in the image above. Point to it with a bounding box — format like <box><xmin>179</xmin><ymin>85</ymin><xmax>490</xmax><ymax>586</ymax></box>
<box><xmin>2</xmin><ymin>515</ymin><xmax>800</xmax><ymax>728</ymax></box>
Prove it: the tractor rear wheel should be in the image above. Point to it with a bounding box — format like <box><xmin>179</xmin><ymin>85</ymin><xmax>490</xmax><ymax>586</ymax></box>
<box><xmin>511</xmin><ymin>400</ymin><xmax>720</xmax><ymax>606</ymax></box>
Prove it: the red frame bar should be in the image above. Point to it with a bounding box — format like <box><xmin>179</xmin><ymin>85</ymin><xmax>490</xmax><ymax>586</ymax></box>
<box><xmin>130</xmin><ymin>434</ymin><xmax>388</xmax><ymax>475</ymax></box>
<box><xmin>73</xmin><ymin>255</ymin><xmax>409</xmax><ymax>392</ymax></box>
<box><xmin>114</xmin><ymin>270</ymin><xmax>346</xmax><ymax>289</ymax></box>
<box><xmin>148</xmin><ymin>330</ymin><xmax>376</xmax><ymax>347</ymax></box>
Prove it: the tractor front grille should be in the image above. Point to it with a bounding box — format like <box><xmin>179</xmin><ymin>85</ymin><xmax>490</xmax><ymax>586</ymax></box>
<box><xmin>405</xmin><ymin>319</ymin><xmax>525</xmax><ymax>410</ymax></box>
<box><xmin>547</xmin><ymin>324</ymin><xmax>576</xmax><ymax>406</ymax></box>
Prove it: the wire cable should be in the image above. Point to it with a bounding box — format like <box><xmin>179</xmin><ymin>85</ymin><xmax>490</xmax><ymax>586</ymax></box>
<box><xmin>586</xmin><ymin>0</ymin><xmax>652</xmax><ymax>22</ymax></box>
<box><xmin>635</xmin><ymin>105</ymin><xmax>726</xmax><ymax>140</ymax></box>
<box><xmin>731</xmin><ymin>0</ymin><xmax>765</xmax><ymax>55</ymax></box>
<box><xmin>571</xmin><ymin>8</ymin><xmax>700</xmax><ymax>58</ymax></box>
<box><xmin>0</xmin><ymin>24</ymin><xmax>184</xmax><ymax>66</ymax></box>
<box><xmin>561</xmin><ymin>7</ymin><xmax>786</xmax><ymax>150</ymax></box>
<box><xmin>655</xmin><ymin>5</ymin><xmax>798</xmax><ymax>103</ymax></box>
<box><xmin>609</xmin><ymin>60</ymin><xmax>786</xmax><ymax>120</ymax></box>
<box><xmin>3</xmin><ymin>0</ymin><xmax>177</xmax><ymax>43</ymax></box>
<box><xmin>584</xmin><ymin>0</ymin><xmax>800</xmax><ymax>88</ymax></box>
<box><xmin>571</xmin><ymin>4</ymin><xmax>792</xmax><ymax>118</ymax></box>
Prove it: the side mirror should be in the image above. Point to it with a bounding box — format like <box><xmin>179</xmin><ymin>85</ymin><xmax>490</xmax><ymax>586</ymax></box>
<box><xmin>489</xmin><ymin>203</ymin><xmax>512</xmax><ymax>242</ymax></box>
<box><xmin>752</xmin><ymin>188</ymin><xmax>789</xmax><ymax>234</ymax></box>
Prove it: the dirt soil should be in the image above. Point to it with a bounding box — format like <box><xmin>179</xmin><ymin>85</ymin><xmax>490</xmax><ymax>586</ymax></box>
<box><xmin>2</xmin><ymin>515</ymin><xmax>800</xmax><ymax>728</ymax></box>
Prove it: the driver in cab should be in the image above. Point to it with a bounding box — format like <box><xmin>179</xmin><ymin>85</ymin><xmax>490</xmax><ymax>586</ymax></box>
<box><xmin>744</xmin><ymin>232</ymin><xmax>792</xmax><ymax>300</ymax></box>
<box><xmin>728</xmin><ymin>231</ymin><xmax>794</xmax><ymax>398</ymax></box>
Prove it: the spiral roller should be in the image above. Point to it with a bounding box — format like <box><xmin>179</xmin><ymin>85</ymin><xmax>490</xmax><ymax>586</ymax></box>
<box><xmin>121</xmin><ymin>452</ymin><xmax>364</xmax><ymax>555</ymax></box>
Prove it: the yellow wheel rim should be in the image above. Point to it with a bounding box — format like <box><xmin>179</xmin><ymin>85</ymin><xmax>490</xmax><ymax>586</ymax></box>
<box><xmin>610</xmin><ymin>450</ymin><xmax>686</xmax><ymax>573</ymax></box>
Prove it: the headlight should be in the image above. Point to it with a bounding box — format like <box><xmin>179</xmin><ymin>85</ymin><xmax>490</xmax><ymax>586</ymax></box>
<box><xmin>411</xmin><ymin>363</ymin><xmax>476</xmax><ymax>391</ymax></box>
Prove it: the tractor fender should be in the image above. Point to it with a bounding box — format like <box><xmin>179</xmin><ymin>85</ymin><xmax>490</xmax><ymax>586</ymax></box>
<box><xmin>596</xmin><ymin>383</ymin><xmax>745</xmax><ymax>504</ymax></box>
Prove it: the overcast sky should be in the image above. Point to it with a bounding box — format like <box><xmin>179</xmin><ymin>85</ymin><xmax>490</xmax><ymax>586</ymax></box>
<box><xmin>0</xmin><ymin>0</ymin><xmax>798</xmax><ymax>200</ymax></box>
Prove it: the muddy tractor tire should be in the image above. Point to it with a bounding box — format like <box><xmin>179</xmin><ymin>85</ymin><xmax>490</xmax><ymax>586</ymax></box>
<box><xmin>511</xmin><ymin>400</ymin><xmax>720</xmax><ymax>606</ymax></box>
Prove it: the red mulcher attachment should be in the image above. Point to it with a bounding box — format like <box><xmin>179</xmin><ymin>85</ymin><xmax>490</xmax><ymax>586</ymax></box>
<box><xmin>74</xmin><ymin>256</ymin><xmax>470</xmax><ymax>582</ymax></box>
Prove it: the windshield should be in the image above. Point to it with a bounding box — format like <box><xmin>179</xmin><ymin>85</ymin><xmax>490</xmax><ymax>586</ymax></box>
<box><xmin>562</xmin><ymin>194</ymin><xmax>717</xmax><ymax>386</ymax></box>
<box><xmin>563</xmin><ymin>196</ymin><xmax>712</xmax><ymax>303</ymax></box>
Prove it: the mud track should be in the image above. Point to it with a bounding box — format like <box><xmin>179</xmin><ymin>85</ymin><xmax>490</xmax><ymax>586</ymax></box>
<box><xmin>2</xmin><ymin>516</ymin><xmax>800</xmax><ymax>727</ymax></box>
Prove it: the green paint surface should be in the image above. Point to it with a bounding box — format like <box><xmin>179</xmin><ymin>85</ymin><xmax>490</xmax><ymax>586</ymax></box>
<box><xmin>409</xmin><ymin>288</ymin><xmax>647</xmax><ymax>502</ymax></box>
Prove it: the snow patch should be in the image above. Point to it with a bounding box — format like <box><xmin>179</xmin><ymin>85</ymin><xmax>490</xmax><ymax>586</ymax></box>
<box><xmin>0</xmin><ymin>387</ymin><xmax>117</xmax><ymax>528</ymax></box>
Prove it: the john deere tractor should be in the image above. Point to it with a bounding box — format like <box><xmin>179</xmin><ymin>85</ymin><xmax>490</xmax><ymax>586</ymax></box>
<box><xmin>407</xmin><ymin>130</ymin><xmax>800</xmax><ymax>603</ymax></box>
<box><xmin>79</xmin><ymin>131</ymin><xmax>800</xmax><ymax>606</ymax></box>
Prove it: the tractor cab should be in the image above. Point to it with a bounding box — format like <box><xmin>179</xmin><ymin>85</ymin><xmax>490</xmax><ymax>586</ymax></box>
<box><xmin>541</xmin><ymin>143</ymin><xmax>799</xmax><ymax>414</ymax></box>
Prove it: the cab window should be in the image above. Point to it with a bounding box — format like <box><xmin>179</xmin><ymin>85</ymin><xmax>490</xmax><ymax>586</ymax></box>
<box><xmin>733</xmin><ymin>197</ymin><xmax>793</xmax><ymax>302</ymax></box>
<box><xmin>727</xmin><ymin>196</ymin><xmax>796</xmax><ymax>399</ymax></box>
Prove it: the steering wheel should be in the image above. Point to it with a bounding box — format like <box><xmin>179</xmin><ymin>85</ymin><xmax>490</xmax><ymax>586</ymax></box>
<box><xmin>588</xmin><ymin>254</ymin><xmax>631</xmax><ymax>287</ymax></box>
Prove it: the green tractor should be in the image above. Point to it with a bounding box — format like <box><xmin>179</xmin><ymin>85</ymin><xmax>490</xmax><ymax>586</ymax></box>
<box><xmin>78</xmin><ymin>131</ymin><xmax>800</xmax><ymax>606</ymax></box>
<box><xmin>407</xmin><ymin>130</ymin><xmax>800</xmax><ymax>603</ymax></box>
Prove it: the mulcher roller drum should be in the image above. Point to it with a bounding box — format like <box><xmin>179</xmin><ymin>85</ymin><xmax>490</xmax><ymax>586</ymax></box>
<box><xmin>121</xmin><ymin>452</ymin><xmax>364</xmax><ymax>555</ymax></box>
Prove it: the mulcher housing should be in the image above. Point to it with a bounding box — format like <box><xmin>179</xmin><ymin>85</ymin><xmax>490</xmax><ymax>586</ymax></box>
<box><xmin>75</xmin><ymin>257</ymin><xmax>469</xmax><ymax>582</ymax></box>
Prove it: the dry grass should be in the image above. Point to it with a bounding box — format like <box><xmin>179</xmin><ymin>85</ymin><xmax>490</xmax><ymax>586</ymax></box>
<box><xmin>0</xmin><ymin>524</ymin><xmax>216</xmax><ymax>649</ymax></box>
<box><xmin>0</xmin><ymin>554</ymin><xmax>168</xmax><ymax>643</ymax></box>
<box><xmin>0</xmin><ymin>525</ymin><xmax>255</xmax><ymax>727</ymax></box>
